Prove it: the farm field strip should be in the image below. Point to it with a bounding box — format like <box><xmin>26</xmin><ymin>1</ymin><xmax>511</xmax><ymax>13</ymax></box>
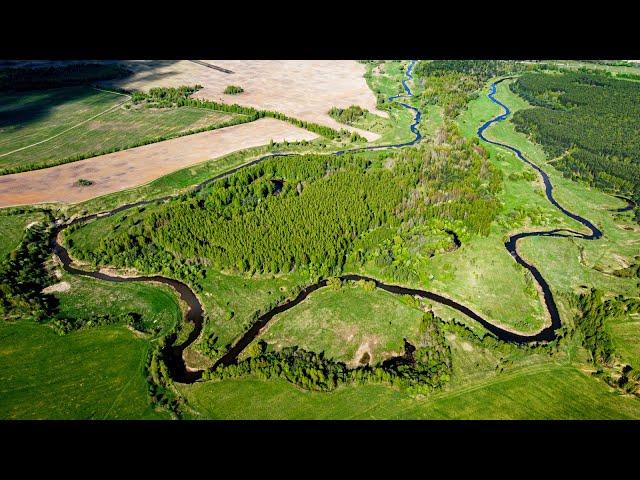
<box><xmin>0</xmin><ymin>88</ymin><xmax>131</xmax><ymax>159</ymax></box>
<box><xmin>109</xmin><ymin>60</ymin><xmax>388</xmax><ymax>142</ymax></box>
<box><xmin>0</xmin><ymin>118</ymin><xmax>318</xmax><ymax>207</ymax></box>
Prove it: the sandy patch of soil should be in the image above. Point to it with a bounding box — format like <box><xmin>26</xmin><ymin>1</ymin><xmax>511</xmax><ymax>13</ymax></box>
<box><xmin>98</xmin><ymin>266</ymin><xmax>141</xmax><ymax>278</ymax></box>
<box><xmin>611</xmin><ymin>253</ymin><xmax>631</xmax><ymax>269</ymax></box>
<box><xmin>183</xmin><ymin>347</ymin><xmax>215</xmax><ymax>371</ymax></box>
<box><xmin>350</xmin><ymin>341</ymin><xmax>373</xmax><ymax>368</ymax></box>
<box><xmin>0</xmin><ymin>118</ymin><xmax>317</xmax><ymax>207</ymax></box>
<box><xmin>108</xmin><ymin>60</ymin><xmax>387</xmax><ymax>141</ymax></box>
<box><xmin>461</xmin><ymin>341</ymin><xmax>473</xmax><ymax>352</ymax></box>
<box><xmin>41</xmin><ymin>281</ymin><xmax>70</xmax><ymax>294</ymax></box>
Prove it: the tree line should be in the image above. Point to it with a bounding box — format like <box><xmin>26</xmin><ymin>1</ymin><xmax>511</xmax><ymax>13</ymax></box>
<box><xmin>132</xmin><ymin>85</ymin><xmax>366</xmax><ymax>142</ymax></box>
<box><xmin>0</xmin><ymin>216</ymin><xmax>58</xmax><ymax>321</ymax></box>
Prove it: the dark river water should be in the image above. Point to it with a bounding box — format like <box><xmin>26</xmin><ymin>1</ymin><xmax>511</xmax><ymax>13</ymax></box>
<box><xmin>52</xmin><ymin>66</ymin><xmax>605</xmax><ymax>383</ymax></box>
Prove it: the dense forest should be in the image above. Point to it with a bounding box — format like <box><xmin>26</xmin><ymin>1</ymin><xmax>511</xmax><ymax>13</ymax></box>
<box><xmin>73</xmin><ymin>153</ymin><xmax>407</xmax><ymax>278</ymax></box>
<box><xmin>510</xmin><ymin>72</ymin><xmax>640</xmax><ymax>221</ymax></box>
<box><xmin>70</xmin><ymin>122</ymin><xmax>501</xmax><ymax>285</ymax></box>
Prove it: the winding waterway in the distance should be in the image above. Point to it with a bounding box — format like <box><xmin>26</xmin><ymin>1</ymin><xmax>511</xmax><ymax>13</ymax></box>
<box><xmin>52</xmin><ymin>64</ymin><xmax>605</xmax><ymax>383</ymax></box>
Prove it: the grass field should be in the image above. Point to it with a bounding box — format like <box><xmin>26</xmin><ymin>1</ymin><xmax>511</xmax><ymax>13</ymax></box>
<box><xmin>0</xmin><ymin>321</ymin><xmax>168</xmax><ymax>419</ymax></box>
<box><xmin>0</xmin><ymin>85</ymin><xmax>240</xmax><ymax>172</ymax></box>
<box><xmin>257</xmin><ymin>283</ymin><xmax>425</xmax><ymax>366</ymax></box>
<box><xmin>0</xmin><ymin>269</ymin><xmax>184</xmax><ymax>419</ymax></box>
<box><xmin>179</xmin><ymin>363</ymin><xmax>640</xmax><ymax>419</ymax></box>
<box><xmin>0</xmin><ymin>87</ymin><xmax>123</xmax><ymax>158</ymax></box>
<box><xmin>0</xmin><ymin>210</ymin><xmax>44</xmax><ymax>258</ymax></box>
<box><xmin>54</xmin><ymin>271</ymin><xmax>184</xmax><ymax>335</ymax></box>
<box><xmin>195</xmin><ymin>269</ymin><xmax>310</xmax><ymax>351</ymax></box>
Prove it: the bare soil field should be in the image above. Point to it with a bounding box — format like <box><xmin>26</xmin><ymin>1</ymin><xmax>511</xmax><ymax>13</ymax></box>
<box><xmin>0</xmin><ymin>118</ymin><xmax>317</xmax><ymax>207</ymax></box>
<box><xmin>107</xmin><ymin>60</ymin><xmax>388</xmax><ymax>141</ymax></box>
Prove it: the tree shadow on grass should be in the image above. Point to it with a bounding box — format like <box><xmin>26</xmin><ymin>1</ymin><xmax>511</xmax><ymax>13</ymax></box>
<box><xmin>0</xmin><ymin>60</ymin><xmax>187</xmax><ymax>140</ymax></box>
<box><xmin>0</xmin><ymin>86</ymin><xmax>99</xmax><ymax>131</ymax></box>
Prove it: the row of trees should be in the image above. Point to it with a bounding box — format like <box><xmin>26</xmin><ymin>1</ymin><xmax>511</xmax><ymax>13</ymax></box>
<box><xmin>510</xmin><ymin>72</ymin><xmax>640</xmax><ymax>221</ymax></box>
<box><xmin>145</xmin><ymin>339</ymin><xmax>184</xmax><ymax>418</ymax></box>
<box><xmin>131</xmin><ymin>85</ymin><xmax>366</xmax><ymax>141</ymax></box>
<box><xmin>51</xmin><ymin>311</ymin><xmax>152</xmax><ymax>336</ymax></box>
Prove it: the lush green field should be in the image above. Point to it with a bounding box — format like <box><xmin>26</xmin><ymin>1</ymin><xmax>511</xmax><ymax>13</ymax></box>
<box><xmin>0</xmin><ymin>320</ymin><xmax>168</xmax><ymax>419</ymax></box>
<box><xmin>0</xmin><ymin>269</ymin><xmax>184</xmax><ymax>419</ymax></box>
<box><xmin>0</xmin><ymin>86</ymin><xmax>239</xmax><ymax>172</ymax></box>
<box><xmin>179</xmin><ymin>363</ymin><xmax>640</xmax><ymax>419</ymax></box>
<box><xmin>55</xmin><ymin>271</ymin><xmax>183</xmax><ymax>335</ymax></box>
<box><xmin>194</xmin><ymin>269</ymin><xmax>310</xmax><ymax>354</ymax></box>
<box><xmin>258</xmin><ymin>283</ymin><xmax>425</xmax><ymax>365</ymax></box>
<box><xmin>0</xmin><ymin>86</ymin><xmax>123</xmax><ymax>158</ymax></box>
<box><xmin>0</xmin><ymin>210</ymin><xmax>44</xmax><ymax>258</ymax></box>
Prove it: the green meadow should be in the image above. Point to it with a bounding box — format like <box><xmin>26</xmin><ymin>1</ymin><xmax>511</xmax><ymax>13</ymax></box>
<box><xmin>0</xmin><ymin>210</ymin><xmax>45</xmax><ymax>258</ymax></box>
<box><xmin>179</xmin><ymin>363</ymin><xmax>640</xmax><ymax>419</ymax></box>
<box><xmin>257</xmin><ymin>283</ymin><xmax>425</xmax><ymax>365</ymax></box>
<box><xmin>0</xmin><ymin>320</ymin><xmax>168</xmax><ymax>420</ymax></box>
<box><xmin>0</xmin><ymin>270</ymin><xmax>184</xmax><ymax>419</ymax></box>
<box><xmin>0</xmin><ymin>85</ymin><xmax>240</xmax><ymax>172</ymax></box>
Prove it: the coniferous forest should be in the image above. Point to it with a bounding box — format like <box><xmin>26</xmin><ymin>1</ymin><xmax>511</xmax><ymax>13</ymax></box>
<box><xmin>69</xmin><ymin>122</ymin><xmax>501</xmax><ymax>285</ymax></box>
<box><xmin>510</xmin><ymin>72</ymin><xmax>640</xmax><ymax>221</ymax></box>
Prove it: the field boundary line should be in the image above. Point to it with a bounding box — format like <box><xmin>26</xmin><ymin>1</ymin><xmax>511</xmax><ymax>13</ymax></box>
<box><xmin>0</xmin><ymin>88</ymin><xmax>131</xmax><ymax>159</ymax></box>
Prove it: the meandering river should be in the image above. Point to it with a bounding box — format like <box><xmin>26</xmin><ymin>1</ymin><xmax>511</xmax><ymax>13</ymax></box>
<box><xmin>52</xmin><ymin>64</ymin><xmax>604</xmax><ymax>383</ymax></box>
